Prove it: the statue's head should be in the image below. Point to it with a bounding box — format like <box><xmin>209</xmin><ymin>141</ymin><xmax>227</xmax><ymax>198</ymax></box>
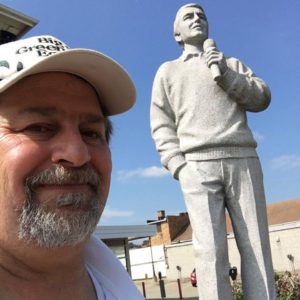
<box><xmin>173</xmin><ymin>3</ymin><xmax>208</xmax><ymax>48</ymax></box>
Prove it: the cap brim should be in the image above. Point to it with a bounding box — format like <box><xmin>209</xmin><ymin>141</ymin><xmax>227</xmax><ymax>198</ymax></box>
<box><xmin>0</xmin><ymin>49</ymin><xmax>136</xmax><ymax>116</ymax></box>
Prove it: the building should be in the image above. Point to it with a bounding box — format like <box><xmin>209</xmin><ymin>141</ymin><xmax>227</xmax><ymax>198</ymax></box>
<box><xmin>147</xmin><ymin>210</ymin><xmax>190</xmax><ymax>246</ymax></box>
<box><xmin>0</xmin><ymin>4</ymin><xmax>38</xmax><ymax>44</ymax></box>
<box><xmin>94</xmin><ymin>225</ymin><xmax>157</xmax><ymax>277</ymax></box>
<box><xmin>147</xmin><ymin>198</ymin><xmax>300</xmax><ymax>280</ymax></box>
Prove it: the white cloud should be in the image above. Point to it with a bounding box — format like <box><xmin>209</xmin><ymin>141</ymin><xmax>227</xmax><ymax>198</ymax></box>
<box><xmin>102</xmin><ymin>207</ymin><xmax>134</xmax><ymax>218</ymax></box>
<box><xmin>253</xmin><ymin>131</ymin><xmax>264</xmax><ymax>141</ymax></box>
<box><xmin>271</xmin><ymin>155</ymin><xmax>300</xmax><ymax>170</ymax></box>
<box><xmin>117</xmin><ymin>166</ymin><xmax>169</xmax><ymax>180</ymax></box>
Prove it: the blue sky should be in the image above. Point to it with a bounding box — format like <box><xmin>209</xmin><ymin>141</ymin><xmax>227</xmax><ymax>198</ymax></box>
<box><xmin>3</xmin><ymin>0</ymin><xmax>300</xmax><ymax>225</ymax></box>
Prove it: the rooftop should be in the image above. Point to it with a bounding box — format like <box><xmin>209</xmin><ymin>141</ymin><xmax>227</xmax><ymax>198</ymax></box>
<box><xmin>174</xmin><ymin>197</ymin><xmax>300</xmax><ymax>242</ymax></box>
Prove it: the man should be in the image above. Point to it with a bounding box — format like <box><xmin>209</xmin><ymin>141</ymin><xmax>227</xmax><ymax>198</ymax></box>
<box><xmin>151</xmin><ymin>3</ymin><xmax>276</xmax><ymax>300</ymax></box>
<box><xmin>0</xmin><ymin>35</ymin><xmax>144</xmax><ymax>299</ymax></box>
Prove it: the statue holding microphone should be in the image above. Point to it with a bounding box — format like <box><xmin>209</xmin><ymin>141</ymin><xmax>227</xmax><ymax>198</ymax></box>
<box><xmin>150</xmin><ymin>3</ymin><xmax>276</xmax><ymax>299</ymax></box>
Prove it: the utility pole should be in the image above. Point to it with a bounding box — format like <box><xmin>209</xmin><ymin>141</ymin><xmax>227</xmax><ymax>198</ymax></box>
<box><xmin>149</xmin><ymin>237</ymin><xmax>157</xmax><ymax>282</ymax></box>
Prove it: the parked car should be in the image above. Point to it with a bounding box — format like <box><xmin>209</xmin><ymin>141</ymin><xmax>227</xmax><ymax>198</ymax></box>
<box><xmin>190</xmin><ymin>268</ymin><xmax>197</xmax><ymax>287</ymax></box>
<box><xmin>190</xmin><ymin>266</ymin><xmax>238</xmax><ymax>287</ymax></box>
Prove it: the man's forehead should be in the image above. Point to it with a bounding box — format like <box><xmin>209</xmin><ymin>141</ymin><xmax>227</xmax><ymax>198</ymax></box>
<box><xmin>179</xmin><ymin>6</ymin><xmax>205</xmax><ymax>16</ymax></box>
<box><xmin>0</xmin><ymin>73</ymin><xmax>104</xmax><ymax>118</ymax></box>
<box><xmin>16</xmin><ymin>106</ymin><xmax>104</xmax><ymax>120</ymax></box>
<box><xmin>0</xmin><ymin>104</ymin><xmax>104</xmax><ymax>125</ymax></box>
<box><xmin>0</xmin><ymin>72</ymin><xmax>99</xmax><ymax>100</ymax></box>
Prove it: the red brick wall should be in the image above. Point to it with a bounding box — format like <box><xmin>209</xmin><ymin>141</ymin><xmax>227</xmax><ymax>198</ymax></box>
<box><xmin>150</xmin><ymin>213</ymin><xmax>190</xmax><ymax>246</ymax></box>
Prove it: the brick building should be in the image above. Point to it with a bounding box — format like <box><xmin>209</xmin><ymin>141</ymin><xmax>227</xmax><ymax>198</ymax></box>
<box><xmin>147</xmin><ymin>210</ymin><xmax>190</xmax><ymax>246</ymax></box>
<box><xmin>148</xmin><ymin>198</ymin><xmax>300</xmax><ymax>245</ymax></box>
<box><xmin>146</xmin><ymin>198</ymin><xmax>300</xmax><ymax>279</ymax></box>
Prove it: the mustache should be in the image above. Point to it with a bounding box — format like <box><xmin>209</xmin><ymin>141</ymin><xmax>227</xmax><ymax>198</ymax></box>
<box><xmin>25</xmin><ymin>165</ymin><xmax>100</xmax><ymax>193</ymax></box>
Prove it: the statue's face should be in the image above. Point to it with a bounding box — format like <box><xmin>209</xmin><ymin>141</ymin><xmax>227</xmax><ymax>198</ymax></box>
<box><xmin>175</xmin><ymin>6</ymin><xmax>208</xmax><ymax>46</ymax></box>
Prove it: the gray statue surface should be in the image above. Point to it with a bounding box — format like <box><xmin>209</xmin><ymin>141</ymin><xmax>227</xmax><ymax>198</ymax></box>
<box><xmin>150</xmin><ymin>3</ymin><xmax>276</xmax><ymax>300</ymax></box>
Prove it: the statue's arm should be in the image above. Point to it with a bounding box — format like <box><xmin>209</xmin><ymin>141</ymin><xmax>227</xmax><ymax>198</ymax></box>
<box><xmin>150</xmin><ymin>65</ymin><xmax>186</xmax><ymax>179</ymax></box>
<box><xmin>217</xmin><ymin>57</ymin><xmax>271</xmax><ymax>112</ymax></box>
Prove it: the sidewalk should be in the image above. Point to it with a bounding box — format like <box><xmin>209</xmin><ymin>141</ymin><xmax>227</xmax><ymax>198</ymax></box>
<box><xmin>135</xmin><ymin>278</ymin><xmax>199</xmax><ymax>300</ymax></box>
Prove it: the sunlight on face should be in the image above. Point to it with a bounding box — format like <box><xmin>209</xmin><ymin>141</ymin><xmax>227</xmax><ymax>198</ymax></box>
<box><xmin>0</xmin><ymin>72</ymin><xmax>112</xmax><ymax>247</ymax></box>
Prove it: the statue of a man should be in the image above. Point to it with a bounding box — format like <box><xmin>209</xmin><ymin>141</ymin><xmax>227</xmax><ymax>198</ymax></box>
<box><xmin>150</xmin><ymin>3</ymin><xmax>276</xmax><ymax>299</ymax></box>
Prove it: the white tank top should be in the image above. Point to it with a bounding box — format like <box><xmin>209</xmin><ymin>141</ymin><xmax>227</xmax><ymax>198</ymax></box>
<box><xmin>86</xmin><ymin>265</ymin><xmax>106</xmax><ymax>299</ymax></box>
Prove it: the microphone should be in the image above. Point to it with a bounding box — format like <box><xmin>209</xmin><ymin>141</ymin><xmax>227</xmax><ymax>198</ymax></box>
<box><xmin>203</xmin><ymin>38</ymin><xmax>221</xmax><ymax>82</ymax></box>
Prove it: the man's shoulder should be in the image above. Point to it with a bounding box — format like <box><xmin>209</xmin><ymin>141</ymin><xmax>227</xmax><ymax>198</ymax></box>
<box><xmin>85</xmin><ymin>235</ymin><xmax>144</xmax><ymax>299</ymax></box>
<box><xmin>160</xmin><ymin>57</ymin><xmax>182</xmax><ymax>67</ymax></box>
<box><xmin>155</xmin><ymin>58</ymin><xmax>182</xmax><ymax>77</ymax></box>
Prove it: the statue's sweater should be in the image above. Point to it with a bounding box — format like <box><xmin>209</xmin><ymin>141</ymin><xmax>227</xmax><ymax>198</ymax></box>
<box><xmin>150</xmin><ymin>54</ymin><xmax>271</xmax><ymax>179</ymax></box>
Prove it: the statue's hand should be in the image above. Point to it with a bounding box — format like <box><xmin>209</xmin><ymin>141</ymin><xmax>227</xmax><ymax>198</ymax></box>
<box><xmin>204</xmin><ymin>48</ymin><xmax>228</xmax><ymax>74</ymax></box>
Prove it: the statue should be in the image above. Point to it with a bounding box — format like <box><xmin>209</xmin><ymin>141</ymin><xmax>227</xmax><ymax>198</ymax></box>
<box><xmin>150</xmin><ymin>3</ymin><xmax>276</xmax><ymax>299</ymax></box>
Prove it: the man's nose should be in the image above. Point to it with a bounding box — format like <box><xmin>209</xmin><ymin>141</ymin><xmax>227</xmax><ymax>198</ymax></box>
<box><xmin>51</xmin><ymin>129</ymin><xmax>91</xmax><ymax>167</ymax></box>
<box><xmin>193</xmin><ymin>13</ymin><xmax>201</xmax><ymax>22</ymax></box>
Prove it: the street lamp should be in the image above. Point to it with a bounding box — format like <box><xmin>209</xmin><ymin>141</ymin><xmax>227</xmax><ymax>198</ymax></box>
<box><xmin>0</xmin><ymin>4</ymin><xmax>38</xmax><ymax>44</ymax></box>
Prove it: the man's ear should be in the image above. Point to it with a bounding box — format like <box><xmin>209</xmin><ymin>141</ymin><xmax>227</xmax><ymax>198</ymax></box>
<box><xmin>174</xmin><ymin>33</ymin><xmax>182</xmax><ymax>44</ymax></box>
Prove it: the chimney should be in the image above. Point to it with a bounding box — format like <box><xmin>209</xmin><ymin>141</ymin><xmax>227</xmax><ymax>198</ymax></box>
<box><xmin>157</xmin><ymin>210</ymin><xmax>165</xmax><ymax>220</ymax></box>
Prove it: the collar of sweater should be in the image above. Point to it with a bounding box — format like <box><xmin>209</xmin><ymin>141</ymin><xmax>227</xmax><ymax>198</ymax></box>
<box><xmin>180</xmin><ymin>50</ymin><xmax>204</xmax><ymax>61</ymax></box>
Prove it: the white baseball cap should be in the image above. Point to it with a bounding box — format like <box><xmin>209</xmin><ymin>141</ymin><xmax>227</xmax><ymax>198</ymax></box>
<box><xmin>0</xmin><ymin>35</ymin><xmax>136</xmax><ymax>116</ymax></box>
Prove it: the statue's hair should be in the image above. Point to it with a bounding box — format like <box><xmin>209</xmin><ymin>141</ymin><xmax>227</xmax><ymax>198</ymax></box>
<box><xmin>173</xmin><ymin>3</ymin><xmax>206</xmax><ymax>46</ymax></box>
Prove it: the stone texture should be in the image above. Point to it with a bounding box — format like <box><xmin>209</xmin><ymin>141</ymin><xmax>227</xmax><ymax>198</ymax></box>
<box><xmin>150</xmin><ymin>3</ymin><xmax>276</xmax><ymax>299</ymax></box>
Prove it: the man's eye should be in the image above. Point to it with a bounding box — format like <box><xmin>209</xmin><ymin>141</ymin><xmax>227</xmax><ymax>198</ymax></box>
<box><xmin>82</xmin><ymin>130</ymin><xmax>106</xmax><ymax>144</ymax></box>
<box><xmin>24</xmin><ymin>124</ymin><xmax>53</xmax><ymax>133</ymax></box>
<box><xmin>18</xmin><ymin>124</ymin><xmax>56</xmax><ymax>140</ymax></box>
<box><xmin>183</xmin><ymin>15</ymin><xmax>193</xmax><ymax>21</ymax></box>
